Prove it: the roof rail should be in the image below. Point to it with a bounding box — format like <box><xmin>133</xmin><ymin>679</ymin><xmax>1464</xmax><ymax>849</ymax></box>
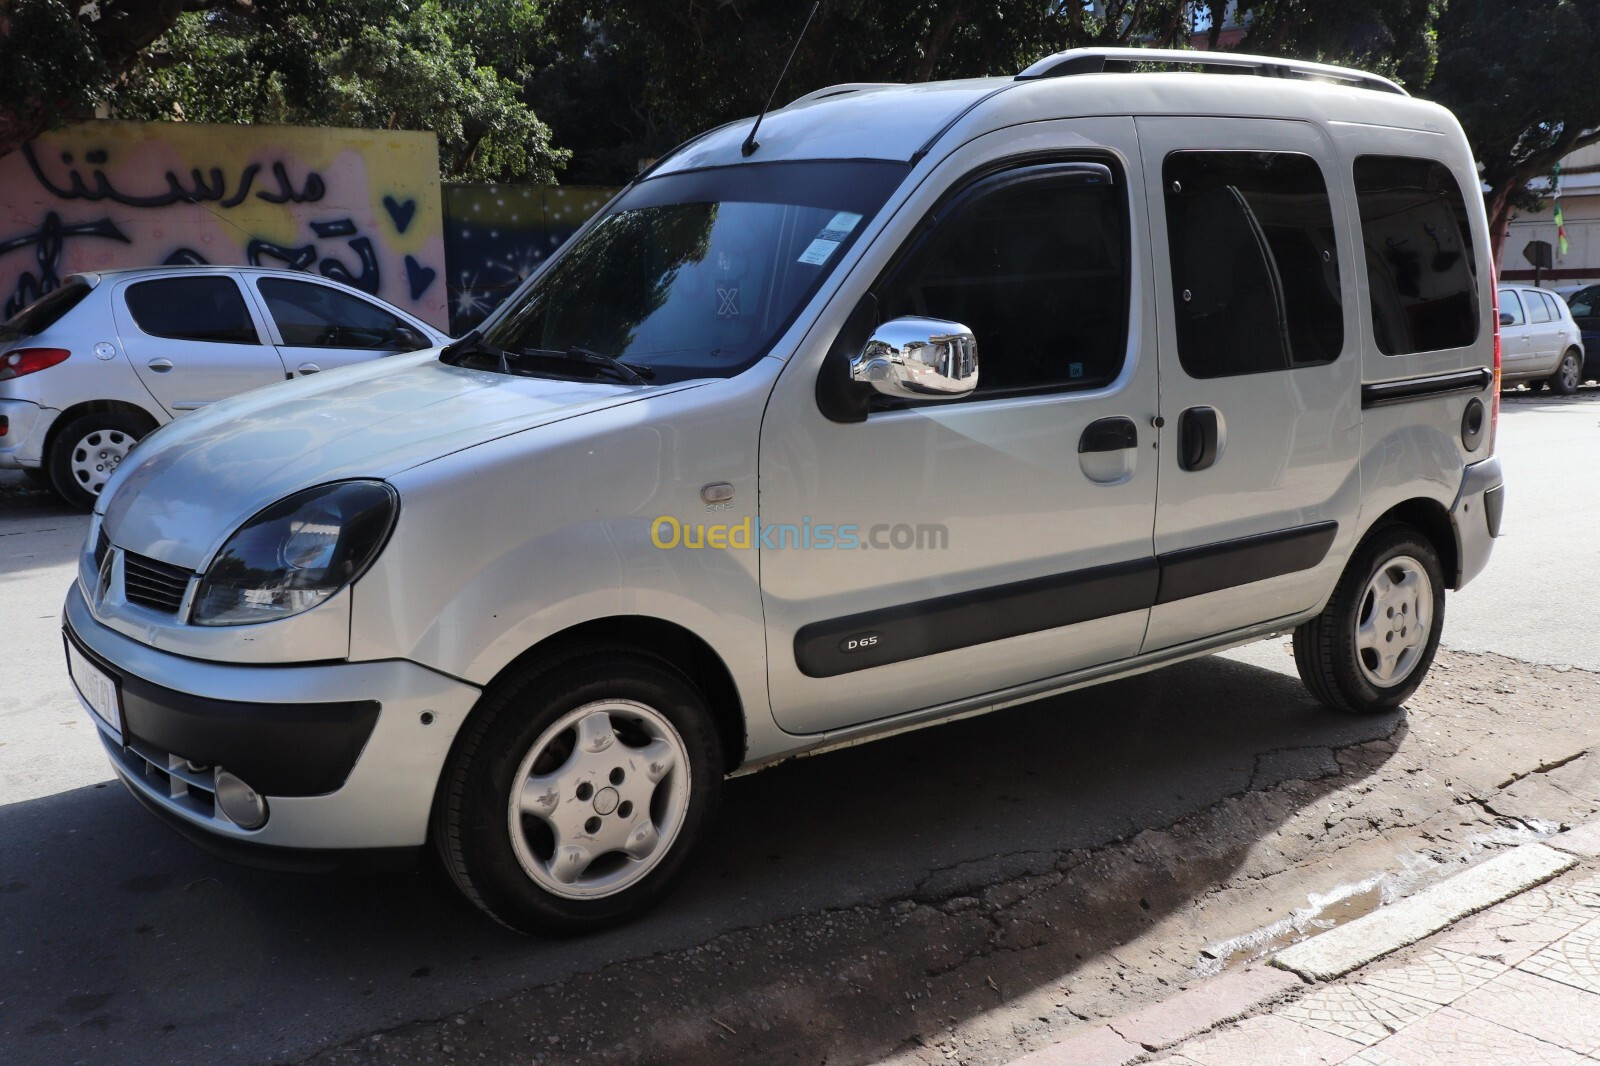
<box><xmin>786</xmin><ymin>83</ymin><xmax>903</xmax><ymax>109</ymax></box>
<box><xmin>1016</xmin><ymin>47</ymin><xmax>1407</xmax><ymax>97</ymax></box>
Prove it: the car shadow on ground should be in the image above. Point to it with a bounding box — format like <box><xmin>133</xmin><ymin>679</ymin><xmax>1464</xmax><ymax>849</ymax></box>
<box><xmin>0</xmin><ymin>652</ymin><xmax>1403</xmax><ymax>1066</ymax></box>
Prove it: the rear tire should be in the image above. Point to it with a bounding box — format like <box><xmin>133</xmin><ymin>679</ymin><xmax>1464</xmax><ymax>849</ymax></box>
<box><xmin>1550</xmin><ymin>348</ymin><xmax>1582</xmax><ymax>395</ymax></box>
<box><xmin>1294</xmin><ymin>525</ymin><xmax>1445</xmax><ymax>715</ymax></box>
<box><xmin>433</xmin><ymin>646</ymin><xmax>723</xmax><ymax>936</ymax></box>
<box><xmin>47</xmin><ymin>410</ymin><xmax>152</xmax><ymax>511</ymax></box>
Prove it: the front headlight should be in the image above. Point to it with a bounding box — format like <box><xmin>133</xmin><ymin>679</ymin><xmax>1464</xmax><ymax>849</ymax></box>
<box><xmin>191</xmin><ymin>481</ymin><xmax>398</xmax><ymax>627</ymax></box>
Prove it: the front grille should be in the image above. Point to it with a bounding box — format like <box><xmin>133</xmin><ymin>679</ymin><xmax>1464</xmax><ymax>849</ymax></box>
<box><xmin>123</xmin><ymin>551</ymin><xmax>192</xmax><ymax>615</ymax></box>
<box><xmin>93</xmin><ymin>528</ymin><xmax>110</xmax><ymax>570</ymax></box>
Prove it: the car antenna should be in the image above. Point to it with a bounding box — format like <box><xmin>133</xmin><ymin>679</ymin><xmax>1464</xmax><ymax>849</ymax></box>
<box><xmin>741</xmin><ymin>1</ymin><xmax>820</xmax><ymax>158</ymax></box>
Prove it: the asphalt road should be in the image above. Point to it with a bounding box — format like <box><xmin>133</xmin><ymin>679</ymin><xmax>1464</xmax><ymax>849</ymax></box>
<box><xmin>0</xmin><ymin>389</ymin><xmax>1595</xmax><ymax>1065</ymax></box>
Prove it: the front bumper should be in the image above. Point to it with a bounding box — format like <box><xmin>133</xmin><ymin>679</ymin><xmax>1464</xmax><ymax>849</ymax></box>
<box><xmin>0</xmin><ymin>398</ymin><xmax>55</xmax><ymax>468</ymax></box>
<box><xmin>1451</xmin><ymin>455</ymin><xmax>1503</xmax><ymax>589</ymax></box>
<box><xmin>63</xmin><ymin>581</ymin><xmax>481</xmax><ymax>862</ymax></box>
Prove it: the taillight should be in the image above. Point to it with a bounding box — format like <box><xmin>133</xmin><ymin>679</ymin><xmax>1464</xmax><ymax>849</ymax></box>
<box><xmin>1488</xmin><ymin>277</ymin><xmax>1501</xmax><ymax>454</ymax></box>
<box><xmin>0</xmin><ymin>347</ymin><xmax>70</xmax><ymax>381</ymax></box>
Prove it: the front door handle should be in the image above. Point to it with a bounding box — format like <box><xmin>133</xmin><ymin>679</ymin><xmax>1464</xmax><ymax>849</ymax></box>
<box><xmin>1079</xmin><ymin>416</ymin><xmax>1138</xmax><ymax>453</ymax></box>
<box><xmin>296</xmin><ymin>362</ymin><xmax>322</xmax><ymax>375</ymax></box>
<box><xmin>146</xmin><ymin>358</ymin><xmax>173</xmax><ymax>373</ymax></box>
<box><xmin>1178</xmin><ymin>406</ymin><xmax>1220</xmax><ymax>471</ymax></box>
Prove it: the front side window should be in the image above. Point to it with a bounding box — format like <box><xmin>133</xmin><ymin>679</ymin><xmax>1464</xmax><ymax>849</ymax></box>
<box><xmin>480</xmin><ymin>160</ymin><xmax>906</xmax><ymax>384</ymax></box>
<box><xmin>258</xmin><ymin>278</ymin><xmax>421</xmax><ymax>350</ymax></box>
<box><xmin>877</xmin><ymin>161</ymin><xmax>1129</xmax><ymax>395</ymax></box>
<box><xmin>1163</xmin><ymin>151</ymin><xmax>1343</xmax><ymax>378</ymax></box>
<box><xmin>1499</xmin><ymin>289</ymin><xmax>1526</xmax><ymax>326</ymax></box>
<box><xmin>125</xmin><ymin>276</ymin><xmax>260</xmax><ymax>345</ymax></box>
<box><xmin>1353</xmin><ymin>155</ymin><xmax>1479</xmax><ymax>355</ymax></box>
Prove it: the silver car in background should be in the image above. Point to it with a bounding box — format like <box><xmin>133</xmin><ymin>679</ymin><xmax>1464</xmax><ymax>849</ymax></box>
<box><xmin>0</xmin><ymin>266</ymin><xmax>450</xmax><ymax>509</ymax></box>
<box><xmin>1496</xmin><ymin>284</ymin><xmax>1585</xmax><ymax>394</ymax></box>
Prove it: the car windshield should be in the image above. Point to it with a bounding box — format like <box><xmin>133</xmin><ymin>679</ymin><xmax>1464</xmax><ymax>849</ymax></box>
<box><xmin>473</xmin><ymin>160</ymin><xmax>908</xmax><ymax>384</ymax></box>
<box><xmin>1570</xmin><ymin>286</ymin><xmax>1600</xmax><ymax>318</ymax></box>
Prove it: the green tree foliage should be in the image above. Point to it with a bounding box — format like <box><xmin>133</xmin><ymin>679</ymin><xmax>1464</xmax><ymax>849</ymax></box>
<box><xmin>533</xmin><ymin>1</ymin><xmax>1219</xmax><ymax>184</ymax></box>
<box><xmin>1231</xmin><ymin>0</ymin><xmax>1438</xmax><ymax>86</ymax></box>
<box><xmin>0</xmin><ymin>0</ymin><xmax>239</xmax><ymax>161</ymax></box>
<box><xmin>1425</xmin><ymin>0</ymin><xmax>1600</xmax><ymax>260</ymax></box>
<box><xmin>112</xmin><ymin>0</ymin><xmax>569</xmax><ymax>182</ymax></box>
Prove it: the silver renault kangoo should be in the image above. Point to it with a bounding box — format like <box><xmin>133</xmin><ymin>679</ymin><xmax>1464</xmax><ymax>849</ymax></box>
<box><xmin>63</xmin><ymin>49</ymin><xmax>1505</xmax><ymax>934</ymax></box>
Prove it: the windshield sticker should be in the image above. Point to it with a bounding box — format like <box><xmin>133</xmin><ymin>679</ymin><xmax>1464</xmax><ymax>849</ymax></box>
<box><xmin>797</xmin><ymin>212</ymin><xmax>864</xmax><ymax>266</ymax></box>
<box><xmin>716</xmin><ymin>282</ymin><xmax>740</xmax><ymax>318</ymax></box>
<box><xmin>797</xmin><ymin>239</ymin><xmax>839</xmax><ymax>266</ymax></box>
<box><xmin>825</xmin><ymin>211</ymin><xmax>862</xmax><ymax>234</ymax></box>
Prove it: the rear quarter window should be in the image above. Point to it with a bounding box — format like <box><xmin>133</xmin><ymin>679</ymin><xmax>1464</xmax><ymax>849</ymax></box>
<box><xmin>1353</xmin><ymin>155</ymin><xmax>1479</xmax><ymax>355</ymax></box>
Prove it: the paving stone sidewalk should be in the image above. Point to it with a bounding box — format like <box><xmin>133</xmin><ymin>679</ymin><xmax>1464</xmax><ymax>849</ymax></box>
<box><xmin>1014</xmin><ymin>820</ymin><xmax>1600</xmax><ymax>1066</ymax></box>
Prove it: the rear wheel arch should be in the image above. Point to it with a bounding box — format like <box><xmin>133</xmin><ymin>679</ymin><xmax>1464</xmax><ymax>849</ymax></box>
<box><xmin>1360</xmin><ymin>498</ymin><xmax>1458</xmax><ymax>589</ymax></box>
<box><xmin>41</xmin><ymin>399</ymin><xmax>160</xmax><ymax>467</ymax></box>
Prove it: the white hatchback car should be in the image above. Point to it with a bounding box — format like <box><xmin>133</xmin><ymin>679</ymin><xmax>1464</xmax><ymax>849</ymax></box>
<box><xmin>64</xmin><ymin>49</ymin><xmax>1504</xmax><ymax>936</ymax></box>
<box><xmin>1496</xmin><ymin>284</ymin><xmax>1584</xmax><ymax>394</ymax></box>
<box><xmin>0</xmin><ymin>266</ymin><xmax>450</xmax><ymax>509</ymax></box>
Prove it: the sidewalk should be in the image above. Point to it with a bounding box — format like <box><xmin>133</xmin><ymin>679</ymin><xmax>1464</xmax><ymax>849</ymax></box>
<box><xmin>1013</xmin><ymin>820</ymin><xmax>1600</xmax><ymax>1065</ymax></box>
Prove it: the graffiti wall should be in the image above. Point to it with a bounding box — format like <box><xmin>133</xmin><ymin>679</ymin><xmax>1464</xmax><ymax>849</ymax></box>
<box><xmin>0</xmin><ymin>121</ymin><xmax>447</xmax><ymax>328</ymax></box>
<box><xmin>443</xmin><ymin>184</ymin><xmax>617</xmax><ymax>334</ymax></box>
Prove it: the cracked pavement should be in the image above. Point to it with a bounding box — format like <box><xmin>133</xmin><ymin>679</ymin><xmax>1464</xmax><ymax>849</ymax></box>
<box><xmin>2</xmin><ymin>392</ymin><xmax>1598</xmax><ymax>1066</ymax></box>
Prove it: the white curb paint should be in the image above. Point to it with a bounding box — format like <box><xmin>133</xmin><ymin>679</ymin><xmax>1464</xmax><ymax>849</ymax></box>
<box><xmin>1273</xmin><ymin>842</ymin><xmax>1577</xmax><ymax>981</ymax></box>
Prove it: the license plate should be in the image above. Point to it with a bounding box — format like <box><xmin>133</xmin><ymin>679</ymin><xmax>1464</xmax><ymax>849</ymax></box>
<box><xmin>68</xmin><ymin>642</ymin><xmax>121</xmax><ymax>735</ymax></box>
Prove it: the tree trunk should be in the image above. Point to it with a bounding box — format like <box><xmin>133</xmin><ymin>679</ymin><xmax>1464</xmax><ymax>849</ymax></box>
<box><xmin>1486</xmin><ymin>183</ymin><xmax>1516</xmax><ymax>272</ymax></box>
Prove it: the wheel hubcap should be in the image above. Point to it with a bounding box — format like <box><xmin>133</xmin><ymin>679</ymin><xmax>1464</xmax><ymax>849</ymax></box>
<box><xmin>1354</xmin><ymin>554</ymin><xmax>1432</xmax><ymax>688</ymax></box>
<box><xmin>507</xmin><ymin>699</ymin><xmax>691</xmax><ymax>900</ymax></box>
<box><xmin>1562</xmin><ymin>356</ymin><xmax>1579</xmax><ymax>390</ymax></box>
<box><xmin>69</xmin><ymin>429</ymin><xmax>135</xmax><ymax>495</ymax></box>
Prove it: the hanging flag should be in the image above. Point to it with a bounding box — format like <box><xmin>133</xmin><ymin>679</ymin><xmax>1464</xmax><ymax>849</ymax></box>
<box><xmin>1553</xmin><ymin>162</ymin><xmax>1570</xmax><ymax>256</ymax></box>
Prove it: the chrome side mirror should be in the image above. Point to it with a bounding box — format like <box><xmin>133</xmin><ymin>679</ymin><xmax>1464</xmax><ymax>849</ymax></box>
<box><xmin>850</xmin><ymin>316</ymin><xmax>978</xmax><ymax>400</ymax></box>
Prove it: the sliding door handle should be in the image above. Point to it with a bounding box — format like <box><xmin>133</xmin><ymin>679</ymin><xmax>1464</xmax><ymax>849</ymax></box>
<box><xmin>1178</xmin><ymin>406</ymin><xmax>1220</xmax><ymax>471</ymax></box>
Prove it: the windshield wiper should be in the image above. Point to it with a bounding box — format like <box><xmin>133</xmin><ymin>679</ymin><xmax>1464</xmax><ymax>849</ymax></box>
<box><xmin>442</xmin><ymin>332</ymin><xmax>654</xmax><ymax>385</ymax></box>
<box><xmin>508</xmin><ymin>346</ymin><xmax>655</xmax><ymax>385</ymax></box>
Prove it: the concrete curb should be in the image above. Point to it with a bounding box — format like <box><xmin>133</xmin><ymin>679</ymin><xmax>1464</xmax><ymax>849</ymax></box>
<box><xmin>1271</xmin><ymin>842</ymin><xmax>1576</xmax><ymax>981</ymax></box>
<box><xmin>1007</xmin><ymin>823</ymin><xmax>1600</xmax><ymax>1066</ymax></box>
<box><xmin>1010</xmin><ymin>968</ymin><xmax>1303</xmax><ymax>1065</ymax></box>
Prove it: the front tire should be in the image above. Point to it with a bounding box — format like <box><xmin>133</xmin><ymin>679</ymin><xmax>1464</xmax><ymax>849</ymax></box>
<box><xmin>47</xmin><ymin>410</ymin><xmax>152</xmax><ymax>511</ymax></box>
<box><xmin>1550</xmin><ymin>348</ymin><xmax>1582</xmax><ymax>395</ymax></box>
<box><xmin>1294</xmin><ymin>525</ymin><xmax>1446</xmax><ymax>715</ymax></box>
<box><xmin>433</xmin><ymin>647</ymin><xmax>723</xmax><ymax>935</ymax></box>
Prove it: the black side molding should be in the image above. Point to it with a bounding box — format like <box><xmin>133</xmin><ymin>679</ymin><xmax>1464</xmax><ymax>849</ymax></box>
<box><xmin>1362</xmin><ymin>368</ymin><xmax>1492</xmax><ymax>409</ymax></box>
<box><xmin>1155</xmin><ymin>521</ymin><xmax>1338</xmax><ymax>604</ymax></box>
<box><xmin>793</xmin><ymin>521</ymin><xmax>1340</xmax><ymax>677</ymax></box>
<box><xmin>794</xmin><ymin>558</ymin><xmax>1159</xmax><ymax>678</ymax></box>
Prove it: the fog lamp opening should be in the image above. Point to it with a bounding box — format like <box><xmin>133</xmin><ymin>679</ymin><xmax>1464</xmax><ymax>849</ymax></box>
<box><xmin>214</xmin><ymin>769</ymin><xmax>269</xmax><ymax>829</ymax></box>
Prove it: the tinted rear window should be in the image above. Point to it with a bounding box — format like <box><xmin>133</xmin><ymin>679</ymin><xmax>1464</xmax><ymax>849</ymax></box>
<box><xmin>125</xmin><ymin>276</ymin><xmax>260</xmax><ymax>345</ymax></box>
<box><xmin>1353</xmin><ymin>156</ymin><xmax>1479</xmax><ymax>355</ymax></box>
<box><xmin>1</xmin><ymin>280</ymin><xmax>91</xmax><ymax>340</ymax></box>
